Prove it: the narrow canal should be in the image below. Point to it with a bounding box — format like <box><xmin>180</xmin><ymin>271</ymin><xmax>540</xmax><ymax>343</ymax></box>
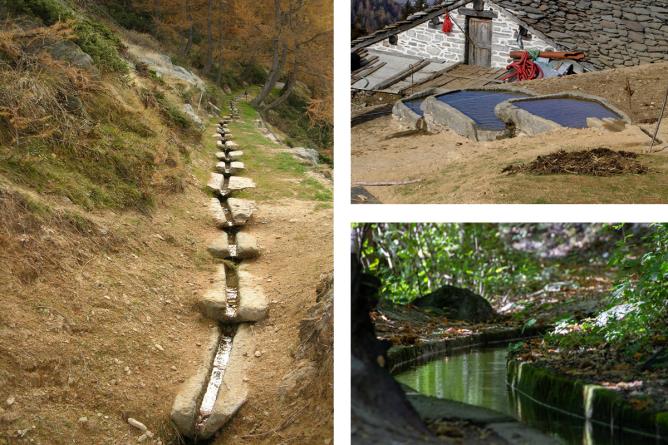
<box><xmin>395</xmin><ymin>348</ymin><xmax>664</xmax><ymax>445</ymax></box>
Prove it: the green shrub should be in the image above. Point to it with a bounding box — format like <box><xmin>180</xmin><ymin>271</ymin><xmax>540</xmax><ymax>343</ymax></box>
<box><xmin>2</xmin><ymin>0</ymin><xmax>127</xmax><ymax>73</ymax></box>
<box><xmin>73</xmin><ymin>18</ymin><xmax>127</xmax><ymax>73</ymax></box>
<box><xmin>1</xmin><ymin>0</ymin><xmax>74</xmax><ymax>25</ymax></box>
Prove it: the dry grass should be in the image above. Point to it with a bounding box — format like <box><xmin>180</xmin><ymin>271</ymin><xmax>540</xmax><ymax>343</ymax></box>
<box><xmin>0</xmin><ymin>18</ymin><xmax>200</xmax><ymax>211</ymax></box>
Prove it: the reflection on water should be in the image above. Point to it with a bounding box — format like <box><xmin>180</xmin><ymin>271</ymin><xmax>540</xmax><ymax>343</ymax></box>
<box><xmin>395</xmin><ymin>348</ymin><xmax>664</xmax><ymax>445</ymax></box>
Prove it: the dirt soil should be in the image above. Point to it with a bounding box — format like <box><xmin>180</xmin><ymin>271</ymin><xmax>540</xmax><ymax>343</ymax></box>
<box><xmin>352</xmin><ymin>114</ymin><xmax>668</xmax><ymax>204</ymax></box>
<box><xmin>0</xmin><ymin>179</ymin><xmax>215</xmax><ymax>444</ymax></box>
<box><xmin>214</xmin><ymin>199</ymin><xmax>333</xmax><ymax>445</ymax></box>
<box><xmin>502</xmin><ymin>148</ymin><xmax>649</xmax><ymax>176</ymax></box>
<box><xmin>352</xmin><ymin>62</ymin><xmax>668</xmax><ymax>204</ymax></box>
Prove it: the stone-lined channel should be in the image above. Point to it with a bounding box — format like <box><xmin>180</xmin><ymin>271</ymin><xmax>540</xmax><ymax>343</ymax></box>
<box><xmin>395</xmin><ymin>348</ymin><xmax>663</xmax><ymax>445</ymax></box>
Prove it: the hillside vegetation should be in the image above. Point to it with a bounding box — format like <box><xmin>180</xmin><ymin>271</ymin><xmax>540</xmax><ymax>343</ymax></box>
<box><xmin>0</xmin><ymin>1</ymin><xmax>332</xmax><ymax>443</ymax></box>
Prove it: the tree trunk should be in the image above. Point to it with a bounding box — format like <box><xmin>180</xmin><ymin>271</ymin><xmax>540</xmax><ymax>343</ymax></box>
<box><xmin>251</xmin><ymin>0</ymin><xmax>284</xmax><ymax>107</ymax></box>
<box><xmin>215</xmin><ymin>0</ymin><xmax>225</xmax><ymax>84</ymax></box>
<box><xmin>204</xmin><ymin>0</ymin><xmax>214</xmax><ymax>74</ymax></box>
<box><xmin>251</xmin><ymin>39</ymin><xmax>287</xmax><ymax>107</ymax></box>
<box><xmin>262</xmin><ymin>68</ymin><xmax>297</xmax><ymax>111</ymax></box>
<box><xmin>182</xmin><ymin>0</ymin><xmax>194</xmax><ymax>56</ymax></box>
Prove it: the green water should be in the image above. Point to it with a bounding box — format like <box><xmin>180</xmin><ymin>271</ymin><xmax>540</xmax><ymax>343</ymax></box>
<box><xmin>395</xmin><ymin>348</ymin><xmax>665</xmax><ymax>445</ymax></box>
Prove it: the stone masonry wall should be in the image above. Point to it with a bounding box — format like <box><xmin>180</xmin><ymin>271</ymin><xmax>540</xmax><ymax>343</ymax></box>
<box><xmin>369</xmin><ymin>1</ymin><xmax>557</xmax><ymax>68</ymax></box>
<box><xmin>494</xmin><ymin>0</ymin><xmax>668</xmax><ymax>69</ymax></box>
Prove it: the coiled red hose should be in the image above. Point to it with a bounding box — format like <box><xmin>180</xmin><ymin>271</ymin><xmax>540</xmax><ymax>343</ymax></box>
<box><xmin>500</xmin><ymin>51</ymin><xmax>543</xmax><ymax>82</ymax></box>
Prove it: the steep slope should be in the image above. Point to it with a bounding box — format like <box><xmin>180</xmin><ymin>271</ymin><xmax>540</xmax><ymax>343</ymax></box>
<box><xmin>0</xmin><ymin>3</ymin><xmax>332</xmax><ymax>444</ymax></box>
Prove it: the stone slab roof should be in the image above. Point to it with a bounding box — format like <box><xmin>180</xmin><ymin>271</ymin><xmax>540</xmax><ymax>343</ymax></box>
<box><xmin>493</xmin><ymin>0</ymin><xmax>668</xmax><ymax>68</ymax></box>
<box><xmin>352</xmin><ymin>0</ymin><xmax>668</xmax><ymax>69</ymax></box>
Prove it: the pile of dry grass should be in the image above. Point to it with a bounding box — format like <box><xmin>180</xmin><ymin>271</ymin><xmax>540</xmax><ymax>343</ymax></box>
<box><xmin>502</xmin><ymin>148</ymin><xmax>649</xmax><ymax>176</ymax></box>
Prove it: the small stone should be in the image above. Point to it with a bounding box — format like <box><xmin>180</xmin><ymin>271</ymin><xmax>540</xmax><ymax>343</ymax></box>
<box><xmin>154</xmin><ymin>344</ymin><xmax>164</xmax><ymax>352</ymax></box>
<box><xmin>6</xmin><ymin>396</ymin><xmax>15</xmax><ymax>406</ymax></box>
<box><xmin>170</xmin><ymin>365</ymin><xmax>177</xmax><ymax>371</ymax></box>
<box><xmin>254</xmin><ymin>351</ymin><xmax>262</xmax><ymax>358</ymax></box>
<box><xmin>78</xmin><ymin>416</ymin><xmax>88</xmax><ymax>424</ymax></box>
<box><xmin>127</xmin><ymin>417</ymin><xmax>147</xmax><ymax>432</ymax></box>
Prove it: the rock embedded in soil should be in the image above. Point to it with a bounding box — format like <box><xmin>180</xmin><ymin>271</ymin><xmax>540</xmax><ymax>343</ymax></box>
<box><xmin>227</xmin><ymin>176</ymin><xmax>255</xmax><ymax>192</ymax></box>
<box><xmin>198</xmin><ymin>324</ymin><xmax>252</xmax><ymax>438</ymax></box>
<box><xmin>207</xmin><ymin>235</ymin><xmax>231</xmax><ymax>259</ymax></box>
<box><xmin>225</xmin><ymin>141</ymin><xmax>239</xmax><ymax>149</ymax></box>
<box><xmin>206</xmin><ymin>173</ymin><xmax>224</xmax><ymax>195</ymax></box>
<box><xmin>236</xmin><ymin>264</ymin><xmax>269</xmax><ymax>320</ymax></box>
<box><xmin>127</xmin><ymin>418</ymin><xmax>147</xmax><ymax>432</ymax></box>
<box><xmin>227</xmin><ymin>150</ymin><xmax>244</xmax><ymax>161</ymax></box>
<box><xmin>170</xmin><ymin>326</ymin><xmax>221</xmax><ymax>438</ymax></box>
<box><xmin>236</xmin><ymin>232</ymin><xmax>260</xmax><ymax>259</ymax></box>
<box><xmin>229</xmin><ymin>161</ymin><xmax>244</xmax><ymax>175</ymax></box>
<box><xmin>227</xmin><ymin>198</ymin><xmax>255</xmax><ymax>225</ymax></box>
<box><xmin>413</xmin><ymin>284</ymin><xmax>495</xmax><ymax>322</ymax></box>
<box><xmin>209</xmin><ymin>198</ymin><xmax>228</xmax><ymax>228</ymax></box>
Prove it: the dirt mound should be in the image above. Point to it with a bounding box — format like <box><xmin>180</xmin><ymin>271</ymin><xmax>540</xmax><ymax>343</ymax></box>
<box><xmin>502</xmin><ymin>148</ymin><xmax>649</xmax><ymax>176</ymax></box>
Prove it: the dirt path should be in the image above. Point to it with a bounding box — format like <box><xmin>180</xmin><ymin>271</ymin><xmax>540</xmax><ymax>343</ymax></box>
<box><xmin>0</xmin><ymin>99</ymin><xmax>332</xmax><ymax>444</ymax></box>
<box><xmin>205</xmin><ymin>103</ymin><xmax>333</xmax><ymax>444</ymax></box>
<box><xmin>215</xmin><ymin>199</ymin><xmax>332</xmax><ymax>445</ymax></box>
<box><xmin>352</xmin><ymin>62</ymin><xmax>668</xmax><ymax>204</ymax></box>
<box><xmin>352</xmin><ymin>115</ymin><xmax>668</xmax><ymax>204</ymax></box>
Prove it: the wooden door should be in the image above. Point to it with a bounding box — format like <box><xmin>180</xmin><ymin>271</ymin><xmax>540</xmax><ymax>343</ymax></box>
<box><xmin>467</xmin><ymin>17</ymin><xmax>492</xmax><ymax>67</ymax></box>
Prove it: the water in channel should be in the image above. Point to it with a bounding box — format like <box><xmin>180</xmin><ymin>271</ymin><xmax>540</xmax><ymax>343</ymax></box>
<box><xmin>395</xmin><ymin>348</ymin><xmax>664</xmax><ymax>445</ymax></box>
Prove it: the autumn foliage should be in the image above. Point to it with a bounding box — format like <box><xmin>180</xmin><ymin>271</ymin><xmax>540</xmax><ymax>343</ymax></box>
<box><xmin>107</xmin><ymin>0</ymin><xmax>333</xmax><ymax>127</ymax></box>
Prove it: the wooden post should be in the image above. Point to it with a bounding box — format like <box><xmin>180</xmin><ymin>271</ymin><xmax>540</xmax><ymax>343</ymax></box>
<box><xmin>473</xmin><ymin>0</ymin><xmax>484</xmax><ymax>11</ymax></box>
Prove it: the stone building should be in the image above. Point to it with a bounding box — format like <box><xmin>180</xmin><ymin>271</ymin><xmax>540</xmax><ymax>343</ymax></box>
<box><xmin>352</xmin><ymin>0</ymin><xmax>668</xmax><ymax>71</ymax></box>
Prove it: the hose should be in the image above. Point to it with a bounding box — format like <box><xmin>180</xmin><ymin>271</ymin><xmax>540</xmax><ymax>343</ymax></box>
<box><xmin>500</xmin><ymin>50</ymin><xmax>544</xmax><ymax>82</ymax></box>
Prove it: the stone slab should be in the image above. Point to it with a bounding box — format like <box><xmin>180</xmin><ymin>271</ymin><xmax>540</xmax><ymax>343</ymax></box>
<box><xmin>215</xmin><ymin>151</ymin><xmax>227</xmax><ymax>161</ymax></box>
<box><xmin>227</xmin><ymin>150</ymin><xmax>244</xmax><ymax>161</ymax></box>
<box><xmin>209</xmin><ymin>197</ymin><xmax>228</xmax><ymax>229</ymax></box>
<box><xmin>225</xmin><ymin>141</ymin><xmax>239</xmax><ymax>150</ymax></box>
<box><xmin>198</xmin><ymin>265</ymin><xmax>233</xmax><ymax>321</ymax></box>
<box><xmin>227</xmin><ymin>198</ymin><xmax>255</xmax><ymax>225</ymax></box>
<box><xmin>207</xmin><ymin>235</ymin><xmax>231</xmax><ymax>259</ymax></box>
<box><xmin>199</xmin><ymin>265</ymin><xmax>268</xmax><ymax>322</ymax></box>
<box><xmin>236</xmin><ymin>264</ymin><xmax>269</xmax><ymax>321</ymax></box>
<box><xmin>170</xmin><ymin>325</ymin><xmax>221</xmax><ymax>438</ymax></box>
<box><xmin>206</xmin><ymin>173</ymin><xmax>223</xmax><ymax>195</ymax></box>
<box><xmin>199</xmin><ymin>324</ymin><xmax>252</xmax><ymax>438</ymax></box>
<box><xmin>229</xmin><ymin>161</ymin><xmax>245</xmax><ymax>175</ymax></box>
<box><xmin>236</xmin><ymin>232</ymin><xmax>260</xmax><ymax>259</ymax></box>
<box><xmin>227</xmin><ymin>176</ymin><xmax>255</xmax><ymax>192</ymax></box>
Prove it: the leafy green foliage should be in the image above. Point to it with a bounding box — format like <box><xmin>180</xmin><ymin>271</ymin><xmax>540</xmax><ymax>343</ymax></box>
<box><xmin>546</xmin><ymin>224</ymin><xmax>667</xmax><ymax>357</ymax></box>
<box><xmin>355</xmin><ymin>224</ymin><xmax>544</xmax><ymax>304</ymax></box>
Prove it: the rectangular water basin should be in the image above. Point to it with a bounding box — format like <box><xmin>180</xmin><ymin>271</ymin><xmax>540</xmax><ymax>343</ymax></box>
<box><xmin>513</xmin><ymin>97</ymin><xmax>622</xmax><ymax>128</ymax></box>
<box><xmin>403</xmin><ymin>98</ymin><xmax>426</xmax><ymax>117</ymax></box>
<box><xmin>435</xmin><ymin>90</ymin><xmax>528</xmax><ymax>131</ymax></box>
